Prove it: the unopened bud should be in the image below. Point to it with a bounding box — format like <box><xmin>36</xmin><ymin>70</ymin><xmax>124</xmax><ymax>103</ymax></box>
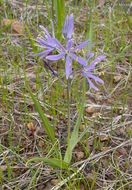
<box><xmin>53</xmin><ymin>70</ymin><xmax>58</xmax><ymax>76</ymax></box>
<box><xmin>68</xmin><ymin>74</ymin><xmax>73</xmax><ymax>81</ymax></box>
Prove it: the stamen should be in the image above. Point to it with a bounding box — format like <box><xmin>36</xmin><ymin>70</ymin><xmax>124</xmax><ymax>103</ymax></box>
<box><xmin>94</xmin><ymin>62</ymin><xmax>98</xmax><ymax>65</ymax></box>
<box><xmin>66</xmin><ymin>51</ymin><xmax>68</xmax><ymax>55</ymax></box>
<box><xmin>82</xmin><ymin>49</ymin><xmax>84</xmax><ymax>56</ymax></box>
<box><xmin>99</xmin><ymin>71</ymin><xmax>104</xmax><ymax>76</ymax></box>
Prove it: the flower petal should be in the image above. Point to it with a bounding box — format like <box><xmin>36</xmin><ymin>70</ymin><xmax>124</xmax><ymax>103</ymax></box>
<box><xmin>38</xmin><ymin>49</ymin><xmax>54</xmax><ymax>60</ymax></box>
<box><xmin>39</xmin><ymin>25</ymin><xmax>51</xmax><ymax>39</ymax></box>
<box><xmin>67</xmin><ymin>13</ymin><xmax>74</xmax><ymax>39</ymax></box>
<box><xmin>53</xmin><ymin>38</ymin><xmax>66</xmax><ymax>52</ymax></box>
<box><xmin>37</xmin><ymin>38</ymin><xmax>54</xmax><ymax>48</ymax></box>
<box><xmin>66</xmin><ymin>39</ymin><xmax>73</xmax><ymax>50</ymax></box>
<box><xmin>65</xmin><ymin>55</ymin><xmax>72</xmax><ymax>79</ymax></box>
<box><xmin>46</xmin><ymin>52</ymin><xmax>65</xmax><ymax>60</ymax></box>
<box><xmin>71</xmin><ymin>40</ymin><xmax>90</xmax><ymax>52</ymax></box>
<box><xmin>90</xmin><ymin>55</ymin><xmax>106</xmax><ymax>65</ymax></box>
<box><xmin>62</xmin><ymin>15</ymin><xmax>68</xmax><ymax>36</ymax></box>
<box><xmin>30</xmin><ymin>49</ymin><xmax>53</xmax><ymax>57</ymax></box>
<box><xmin>85</xmin><ymin>55</ymin><xmax>106</xmax><ymax>71</ymax></box>
<box><xmin>87</xmin><ymin>77</ymin><xmax>99</xmax><ymax>91</ymax></box>
<box><xmin>85</xmin><ymin>73</ymin><xmax>104</xmax><ymax>84</ymax></box>
<box><xmin>82</xmin><ymin>73</ymin><xmax>98</xmax><ymax>91</ymax></box>
<box><xmin>69</xmin><ymin>53</ymin><xmax>86</xmax><ymax>66</ymax></box>
<box><xmin>86</xmin><ymin>44</ymin><xmax>95</xmax><ymax>62</ymax></box>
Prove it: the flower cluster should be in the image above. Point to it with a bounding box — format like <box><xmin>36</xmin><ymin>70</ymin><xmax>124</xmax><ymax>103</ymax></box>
<box><xmin>31</xmin><ymin>14</ymin><xmax>105</xmax><ymax>91</ymax></box>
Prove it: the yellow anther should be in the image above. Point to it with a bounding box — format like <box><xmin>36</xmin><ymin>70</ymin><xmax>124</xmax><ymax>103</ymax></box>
<box><xmin>62</xmin><ymin>58</ymin><xmax>64</xmax><ymax>61</ymax></box>
<box><xmin>70</xmin><ymin>47</ymin><xmax>74</xmax><ymax>49</ymax></box>
<box><xmin>99</xmin><ymin>71</ymin><xmax>104</xmax><ymax>76</ymax></box>
<box><xmin>94</xmin><ymin>62</ymin><xmax>98</xmax><ymax>65</ymax></box>
<box><xmin>101</xmin><ymin>64</ymin><xmax>104</xmax><ymax>67</ymax></box>
<box><xmin>97</xmin><ymin>58</ymin><xmax>100</xmax><ymax>60</ymax></box>
<box><xmin>38</xmin><ymin>34</ymin><xmax>41</xmax><ymax>37</ymax></box>
<box><xmin>82</xmin><ymin>49</ymin><xmax>84</xmax><ymax>56</ymax></box>
<box><xmin>75</xmin><ymin>49</ymin><xmax>79</xmax><ymax>52</ymax></box>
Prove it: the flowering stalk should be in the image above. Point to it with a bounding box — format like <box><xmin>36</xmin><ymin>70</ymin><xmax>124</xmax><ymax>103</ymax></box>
<box><xmin>67</xmin><ymin>78</ymin><xmax>71</xmax><ymax>162</ymax></box>
<box><xmin>28</xmin><ymin>13</ymin><xmax>106</xmax><ymax>167</ymax></box>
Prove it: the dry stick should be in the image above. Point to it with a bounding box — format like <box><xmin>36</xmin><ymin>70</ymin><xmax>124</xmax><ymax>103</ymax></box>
<box><xmin>51</xmin><ymin>138</ymin><xmax>132</xmax><ymax>190</ymax></box>
<box><xmin>84</xmin><ymin>103</ymin><xmax>128</xmax><ymax>110</ymax></box>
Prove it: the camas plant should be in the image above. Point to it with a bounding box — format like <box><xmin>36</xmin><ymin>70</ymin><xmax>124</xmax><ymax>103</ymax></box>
<box><xmin>26</xmin><ymin>14</ymin><xmax>106</xmax><ymax>168</ymax></box>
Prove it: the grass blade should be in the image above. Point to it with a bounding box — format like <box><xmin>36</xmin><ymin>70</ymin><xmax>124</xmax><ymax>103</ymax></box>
<box><xmin>54</xmin><ymin>0</ymin><xmax>65</xmax><ymax>39</ymax></box>
<box><xmin>26</xmin><ymin>83</ymin><xmax>55</xmax><ymax>142</ymax></box>
<box><xmin>26</xmin><ymin>157</ymin><xmax>68</xmax><ymax>169</ymax></box>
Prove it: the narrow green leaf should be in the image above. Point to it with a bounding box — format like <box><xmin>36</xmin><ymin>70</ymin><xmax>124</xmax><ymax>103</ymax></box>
<box><xmin>25</xmin><ymin>81</ymin><xmax>60</xmax><ymax>157</ymax></box>
<box><xmin>25</xmin><ymin>81</ymin><xmax>55</xmax><ymax>144</ymax></box>
<box><xmin>60</xmin><ymin>0</ymin><xmax>65</xmax><ymax>24</ymax></box>
<box><xmin>26</xmin><ymin>157</ymin><xmax>68</xmax><ymax>169</ymax></box>
<box><xmin>77</xmin><ymin>119</ymin><xmax>95</xmax><ymax>144</ymax></box>
<box><xmin>64</xmin><ymin>78</ymin><xmax>86</xmax><ymax>163</ymax></box>
<box><xmin>54</xmin><ymin>0</ymin><xmax>65</xmax><ymax>39</ymax></box>
<box><xmin>71</xmin><ymin>78</ymin><xmax>86</xmax><ymax>139</ymax></box>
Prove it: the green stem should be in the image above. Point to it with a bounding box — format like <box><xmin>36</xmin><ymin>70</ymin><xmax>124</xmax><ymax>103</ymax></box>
<box><xmin>67</xmin><ymin>79</ymin><xmax>71</xmax><ymax>162</ymax></box>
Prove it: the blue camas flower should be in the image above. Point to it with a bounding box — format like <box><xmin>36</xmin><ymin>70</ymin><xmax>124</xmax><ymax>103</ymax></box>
<box><xmin>80</xmin><ymin>53</ymin><xmax>106</xmax><ymax>91</ymax></box>
<box><xmin>31</xmin><ymin>13</ymin><xmax>106</xmax><ymax>90</ymax></box>
<box><xmin>31</xmin><ymin>21</ymin><xmax>56</xmax><ymax>60</ymax></box>
<box><xmin>46</xmin><ymin>38</ymin><xmax>90</xmax><ymax>79</ymax></box>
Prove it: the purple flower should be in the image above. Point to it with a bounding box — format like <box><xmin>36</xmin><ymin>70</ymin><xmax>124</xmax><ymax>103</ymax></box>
<box><xmin>46</xmin><ymin>38</ymin><xmax>90</xmax><ymax>79</ymax></box>
<box><xmin>62</xmin><ymin>13</ymin><xmax>74</xmax><ymax>39</ymax></box>
<box><xmin>81</xmin><ymin>55</ymin><xmax>106</xmax><ymax>91</ymax></box>
<box><xmin>31</xmin><ymin>21</ymin><xmax>56</xmax><ymax>60</ymax></box>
